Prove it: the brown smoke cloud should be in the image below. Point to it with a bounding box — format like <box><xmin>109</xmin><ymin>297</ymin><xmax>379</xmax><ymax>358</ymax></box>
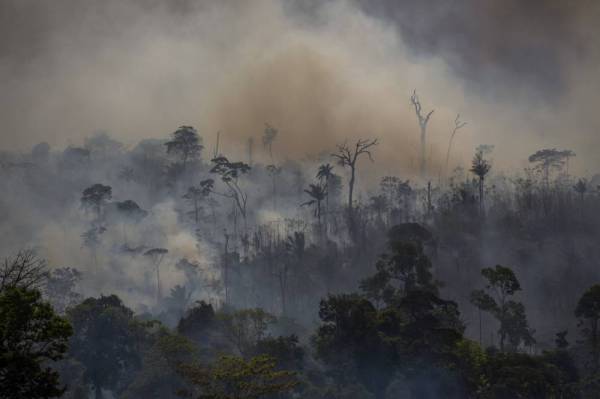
<box><xmin>1</xmin><ymin>0</ymin><xmax>599</xmax><ymax>178</ymax></box>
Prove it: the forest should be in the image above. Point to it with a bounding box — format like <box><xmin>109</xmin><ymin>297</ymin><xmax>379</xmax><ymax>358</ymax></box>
<box><xmin>2</xmin><ymin>0</ymin><xmax>600</xmax><ymax>398</ymax></box>
<box><xmin>1</xmin><ymin>121</ymin><xmax>600</xmax><ymax>398</ymax></box>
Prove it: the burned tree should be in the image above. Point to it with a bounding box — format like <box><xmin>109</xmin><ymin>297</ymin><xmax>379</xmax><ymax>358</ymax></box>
<box><xmin>410</xmin><ymin>90</ymin><xmax>434</xmax><ymax>178</ymax></box>
<box><xmin>444</xmin><ymin>114</ymin><xmax>467</xmax><ymax>179</ymax></box>
<box><xmin>331</xmin><ymin>138</ymin><xmax>378</xmax><ymax>215</ymax></box>
<box><xmin>302</xmin><ymin>183</ymin><xmax>327</xmax><ymax>229</ymax></box>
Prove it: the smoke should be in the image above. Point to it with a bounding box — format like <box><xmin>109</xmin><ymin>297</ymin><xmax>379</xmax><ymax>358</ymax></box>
<box><xmin>1</xmin><ymin>0</ymin><xmax>599</xmax><ymax>177</ymax></box>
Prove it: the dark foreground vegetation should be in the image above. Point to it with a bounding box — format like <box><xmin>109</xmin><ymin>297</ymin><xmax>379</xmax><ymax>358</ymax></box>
<box><xmin>2</xmin><ymin>125</ymin><xmax>600</xmax><ymax>398</ymax></box>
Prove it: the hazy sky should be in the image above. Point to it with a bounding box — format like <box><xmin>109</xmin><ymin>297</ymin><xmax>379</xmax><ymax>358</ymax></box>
<box><xmin>1</xmin><ymin>0</ymin><xmax>599</xmax><ymax>175</ymax></box>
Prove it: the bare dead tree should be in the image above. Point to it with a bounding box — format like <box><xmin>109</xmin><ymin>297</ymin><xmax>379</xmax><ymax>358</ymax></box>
<box><xmin>444</xmin><ymin>114</ymin><xmax>467</xmax><ymax>179</ymax></box>
<box><xmin>410</xmin><ymin>90</ymin><xmax>434</xmax><ymax>178</ymax></box>
<box><xmin>0</xmin><ymin>249</ymin><xmax>48</xmax><ymax>292</ymax></box>
<box><xmin>331</xmin><ymin>138</ymin><xmax>379</xmax><ymax>214</ymax></box>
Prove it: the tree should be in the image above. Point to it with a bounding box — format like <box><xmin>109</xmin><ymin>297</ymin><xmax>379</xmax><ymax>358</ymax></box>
<box><xmin>177</xmin><ymin>354</ymin><xmax>297</xmax><ymax>399</ymax></box>
<box><xmin>262</xmin><ymin>123</ymin><xmax>278</xmax><ymax>161</ymax></box>
<box><xmin>144</xmin><ymin>248</ymin><xmax>168</xmax><ymax>304</ymax></box>
<box><xmin>67</xmin><ymin>295</ymin><xmax>147</xmax><ymax>399</ymax></box>
<box><xmin>316</xmin><ymin>163</ymin><xmax>335</xmax><ymax>221</ymax></box>
<box><xmin>360</xmin><ymin>229</ymin><xmax>436</xmax><ymax>307</ymax></box>
<box><xmin>410</xmin><ymin>90</ymin><xmax>434</xmax><ymax>178</ymax></box>
<box><xmin>205</xmin><ymin>156</ymin><xmax>251</xmax><ymax>231</ymax></box>
<box><xmin>575</xmin><ymin>284</ymin><xmax>600</xmax><ymax>374</ymax></box>
<box><xmin>574</xmin><ymin>178</ymin><xmax>588</xmax><ymax>204</ymax></box>
<box><xmin>165</xmin><ymin>126</ymin><xmax>203</xmax><ymax>170</ymax></box>
<box><xmin>302</xmin><ymin>183</ymin><xmax>326</xmax><ymax>228</ymax></box>
<box><xmin>444</xmin><ymin>114</ymin><xmax>467</xmax><ymax>179</ymax></box>
<box><xmin>81</xmin><ymin>184</ymin><xmax>112</xmax><ymax>220</ymax></box>
<box><xmin>219</xmin><ymin>308</ymin><xmax>276</xmax><ymax>357</ymax></box>
<box><xmin>183</xmin><ymin>185</ymin><xmax>210</xmax><ymax>225</ymax></box>
<box><xmin>470</xmin><ymin>265</ymin><xmax>535</xmax><ymax>352</ymax></box>
<box><xmin>81</xmin><ymin>226</ymin><xmax>106</xmax><ymax>270</ymax></box>
<box><xmin>0</xmin><ymin>287</ymin><xmax>72</xmax><ymax>399</ymax></box>
<box><xmin>0</xmin><ymin>249</ymin><xmax>48</xmax><ymax>292</ymax></box>
<box><xmin>45</xmin><ymin>267</ymin><xmax>82</xmax><ymax>314</ymax></box>
<box><xmin>331</xmin><ymin>138</ymin><xmax>378</xmax><ymax>217</ymax></box>
<box><xmin>469</xmin><ymin>148</ymin><xmax>491</xmax><ymax>215</ymax></box>
<box><xmin>313</xmin><ymin>293</ymin><xmax>392</xmax><ymax>399</ymax></box>
<box><xmin>265</xmin><ymin>164</ymin><xmax>282</xmax><ymax>211</ymax></box>
<box><xmin>528</xmin><ymin>148</ymin><xmax>575</xmax><ymax>187</ymax></box>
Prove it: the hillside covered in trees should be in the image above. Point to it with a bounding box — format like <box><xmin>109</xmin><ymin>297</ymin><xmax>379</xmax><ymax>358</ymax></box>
<box><xmin>2</xmin><ymin>0</ymin><xmax>600</xmax><ymax>398</ymax></box>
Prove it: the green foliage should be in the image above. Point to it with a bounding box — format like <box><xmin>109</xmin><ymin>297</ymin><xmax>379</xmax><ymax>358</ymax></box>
<box><xmin>360</xmin><ymin>238</ymin><xmax>436</xmax><ymax>306</ymax></box>
<box><xmin>575</xmin><ymin>284</ymin><xmax>600</xmax><ymax>374</ymax></box>
<box><xmin>67</xmin><ymin>294</ymin><xmax>151</xmax><ymax>396</ymax></box>
<box><xmin>218</xmin><ymin>308</ymin><xmax>276</xmax><ymax>356</ymax></box>
<box><xmin>177</xmin><ymin>354</ymin><xmax>297</xmax><ymax>399</ymax></box>
<box><xmin>123</xmin><ymin>329</ymin><xmax>197</xmax><ymax>399</ymax></box>
<box><xmin>478</xmin><ymin>351</ymin><xmax>577</xmax><ymax>399</ymax></box>
<box><xmin>0</xmin><ymin>287</ymin><xmax>72</xmax><ymax>398</ymax></box>
<box><xmin>471</xmin><ymin>265</ymin><xmax>535</xmax><ymax>352</ymax></box>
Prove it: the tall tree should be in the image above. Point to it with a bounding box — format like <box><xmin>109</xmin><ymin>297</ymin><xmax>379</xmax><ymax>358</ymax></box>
<box><xmin>262</xmin><ymin>123</ymin><xmax>278</xmax><ymax>161</ymax></box>
<box><xmin>165</xmin><ymin>126</ymin><xmax>203</xmax><ymax>170</ymax></box>
<box><xmin>444</xmin><ymin>114</ymin><xmax>467</xmax><ymax>179</ymax></box>
<box><xmin>302</xmin><ymin>183</ymin><xmax>326</xmax><ymax>229</ymax></box>
<box><xmin>470</xmin><ymin>265</ymin><xmax>535</xmax><ymax>352</ymax></box>
<box><xmin>331</xmin><ymin>138</ymin><xmax>378</xmax><ymax>216</ymax></box>
<box><xmin>469</xmin><ymin>148</ymin><xmax>492</xmax><ymax>215</ymax></box>
<box><xmin>182</xmin><ymin>185</ymin><xmax>210</xmax><ymax>225</ymax></box>
<box><xmin>410</xmin><ymin>90</ymin><xmax>434</xmax><ymax>178</ymax></box>
<box><xmin>528</xmin><ymin>148</ymin><xmax>575</xmax><ymax>187</ymax></box>
<box><xmin>204</xmin><ymin>156</ymin><xmax>251</xmax><ymax>231</ymax></box>
<box><xmin>81</xmin><ymin>184</ymin><xmax>112</xmax><ymax>220</ymax></box>
<box><xmin>0</xmin><ymin>287</ymin><xmax>72</xmax><ymax>399</ymax></box>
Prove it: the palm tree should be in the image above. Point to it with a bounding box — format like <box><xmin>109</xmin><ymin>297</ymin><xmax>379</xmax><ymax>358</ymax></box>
<box><xmin>302</xmin><ymin>184</ymin><xmax>326</xmax><ymax>228</ymax></box>
<box><xmin>470</xmin><ymin>149</ymin><xmax>491</xmax><ymax>215</ymax></box>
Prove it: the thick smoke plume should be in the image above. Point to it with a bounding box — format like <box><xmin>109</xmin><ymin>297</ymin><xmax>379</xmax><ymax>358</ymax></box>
<box><xmin>1</xmin><ymin>0</ymin><xmax>599</xmax><ymax>175</ymax></box>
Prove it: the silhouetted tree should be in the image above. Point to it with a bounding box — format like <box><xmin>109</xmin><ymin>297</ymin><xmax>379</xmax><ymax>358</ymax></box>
<box><xmin>0</xmin><ymin>250</ymin><xmax>48</xmax><ymax>292</ymax></box>
<box><xmin>0</xmin><ymin>287</ymin><xmax>72</xmax><ymax>399</ymax></box>
<box><xmin>470</xmin><ymin>265</ymin><xmax>535</xmax><ymax>352</ymax></box>
<box><xmin>165</xmin><ymin>126</ymin><xmax>203</xmax><ymax>171</ymax></box>
<box><xmin>528</xmin><ymin>148</ymin><xmax>575</xmax><ymax>187</ymax></box>
<box><xmin>331</xmin><ymin>138</ymin><xmax>378</xmax><ymax>220</ymax></box>
<box><xmin>302</xmin><ymin>183</ymin><xmax>326</xmax><ymax>228</ymax></box>
<box><xmin>262</xmin><ymin>123</ymin><xmax>278</xmax><ymax>161</ymax></box>
<box><xmin>444</xmin><ymin>114</ymin><xmax>467</xmax><ymax>179</ymax></box>
<box><xmin>410</xmin><ymin>90</ymin><xmax>434</xmax><ymax>177</ymax></box>
<box><xmin>469</xmin><ymin>148</ymin><xmax>491</xmax><ymax>215</ymax></box>
<box><xmin>81</xmin><ymin>184</ymin><xmax>112</xmax><ymax>220</ymax></box>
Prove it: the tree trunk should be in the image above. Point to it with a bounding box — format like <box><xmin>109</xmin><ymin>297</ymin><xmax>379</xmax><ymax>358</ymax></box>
<box><xmin>420</xmin><ymin>126</ymin><xmax>426</xmax><ymax>178</ymax></box>
<box><xmin>479</xmin><ymin>177</ymin><xmax>484</xmax><ymax>215</ymax></box>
